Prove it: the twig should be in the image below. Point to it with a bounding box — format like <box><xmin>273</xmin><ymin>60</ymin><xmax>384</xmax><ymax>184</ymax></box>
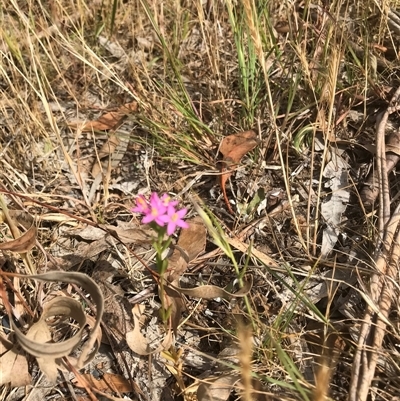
<box><xmin>63</xmin><ymin>358</ymin><xmax>99</xmax><ymax>401</ymax></box>
<box><xmin>349</xmin><ymin>86</ymin><xmax>400</xmax><ymax>401</ymax></box>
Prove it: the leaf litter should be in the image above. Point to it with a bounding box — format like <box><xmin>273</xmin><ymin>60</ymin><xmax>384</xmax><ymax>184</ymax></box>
<box><xmin>2</xmin><ymin>1</ymin><xmax>400</xmax><ymax>401</ymax></box>
<box><xmin>320</xmin><ymin>147</ymin><xmax>350</xmax><ymax>257</ymax></box>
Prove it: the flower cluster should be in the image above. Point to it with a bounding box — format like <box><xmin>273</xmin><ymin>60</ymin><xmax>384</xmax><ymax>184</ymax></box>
<box><xmin>132</xmin><ymin>192</ymin><xmax>188</xmax><ymax>235</ymax></box>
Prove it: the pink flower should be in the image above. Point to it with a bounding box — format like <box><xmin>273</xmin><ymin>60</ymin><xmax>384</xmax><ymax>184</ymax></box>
<box><xmin>149</xmin><ymin>193</ymin><xmax>165</xmax><ymax>209</ymax></box>
<box><xmin>132</xmin><ymin>192</ymin><xmax>188</xmax><ymax>233</ymax></box>
<box><xmin>160</xmin><ymin>204</ymin><xmax>189</xmax><ymax>235</ymax></box>
<box><xmin>160</xmin><ymin>193</ymin><xmax>178</xmax><ymax>207</ymax></box>
<box><xmin>142</xmin><ymin>193</ymin><xmax>167</xmax><ymax>226</ymax></box>
<box><xmin>132</xmin><ymin>195</ymin><xmax>150</xmax><ymax>214</ymax></box>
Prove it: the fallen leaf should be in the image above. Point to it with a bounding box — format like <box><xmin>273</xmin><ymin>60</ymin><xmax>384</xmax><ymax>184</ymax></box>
<box><xmin>171</xmin><ymin>275</ymin><xmax>253</xmax><ymax>300</ymax></box>
<box><xmin>177</xmin><ymin>216</ymin><xmax>207</xmax><ymax>261</ymax></box>
<box><xmin>219</xmin><ymin>130</ymin><xmax>259</xmax><ymax>158</ymax></box>
<box><xmin>0</xmin><ymin>210</ymin><xmax>36</xmax><ymax>253</ymax></box>
<box><xmin>161</xmin><ymin>283</ymin><xmax>185</xmax><ymax>335</ymax></box>
<box><xmin>102</xmin><ymin>223</ymin><xmax>154</xmax><ymax>244</ymax></box>
<box><xmin>218</xmin><ymin>130</ymin><xmax>259</xmax><ymax>213</ymax></box>
<box><xmin>68</xmin><ymin>102</ymin><xmax>137</xmax><ymax>131</ymax></box>
<box><xmin>0</xmin><ymin>225</ymin><xmax>36</xmax><ymax>253</ymax></box>
<box><xmin>320</xmin><ymin>150</ymin><xmax>350</xmax><ymax>257</ymax></box>
<box><xmin>65</xmin><ymin>223</ymin><xmax>153</xmax><ymax>244</ymax></box>
<box><xmin>277</xmin><ymin>269</ymin><xmax>355</xmax><ymax>313</ymax></box>
<box><xmin>197</xmin><ymin>374</ymin><xmax>239</xmax><ymax>401</ymax></box>
<box><xmin>48</xmin><ymin>224</ymin><xmax>154</xmax><ymax>271</ymax></box>
<box><xmin>98</xmin><ymin>36</ymin><xmax>126</xmax><ymax>59</ymax></box>
<box><xmin>225</xmin><ymin>236</ymin><xmax>279</xmax><ymax>268</ymax></box>
<box><xmin>0</xmin><ymin>345</ymin><xmax>31</xmax><ymax>386</ymax></box>
<box><xmin>24</xmin><ymin>297</ymin><xmax>87</xmax><ymax>382</ymax></box>
<box><xmin>126</xmin><ymin>304</ymin><xmax>172</xmax><ymax>355</ymax></box>
<box><xmin>167</xmin><ymin>250</ymin><xmax>188</xmax><ymax>283</ymax></box>
<box><xmin>167</xmin><ymin>216</ymin><xmax>207</xmax><ymax>281</ymax></box>
<box><xmin>73</xmin><ymin>373</ymin><xmax>133</xmax><ymax>393</ymax></box>
<box><xmin>91</xmin><ymin>134</ymin><xmax>121</xmax><ymax>178</ymax></box>
<box><xmin>11</xmin><ymin>271</ymin><xmax>104</xmax><ymax>383</ymax></box>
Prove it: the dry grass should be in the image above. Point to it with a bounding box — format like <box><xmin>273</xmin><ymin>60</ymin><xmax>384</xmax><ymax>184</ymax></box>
<box><xmin>1</xmin><ymin>0</ymin><xmax>400</xmax><ymax>400</ymax></box>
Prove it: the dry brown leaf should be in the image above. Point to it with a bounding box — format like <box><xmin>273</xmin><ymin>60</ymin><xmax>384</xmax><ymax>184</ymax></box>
<box><xmin>226</xmin><ymin>235</ymin><xmax>279</xmax><ymax>268</ymax></box>
<box><xmin>12</xmin><ymin>271</ymin><xmax>104</xmax><ymax>384</ymax></box>
<box><xmin>65</xmin><ymin>223</ymin><xmax>153</xmax><ymax>243</ymax></box>
<box><xmin>48</xmin><ymin>225</ymin><xmax>154</xmax><ymax>271</ymax></box>
<box><xmin>167</xmin><ymin>216</ymin><xmax>207</xmax><ymax>281</ymax></box>
<box><xmin>177</xmin><ymin>216</ymin><xmax>207</xmax><ymax>262</ymax></box>
<box><xmin>197</xmin><ymin>374</ymin><xmax>239</xmax><ymax>401</ymax></box>
<box><xmin>0</xmin><ymin>345</ymin><xmax>31</xmax><ymax>386</ymax></box>
<box><xmin>0</xmin><ymin>210</ymin><xmax>36</xmax><ymax>253</ymax></box>
<box><xmin>0</xmin><ymin>225</ymin><xmax>36</xmax><ymax>253</ymax></box>
<box><xmin>125</xmin><ymin>304</ymin><xmax>153</xmax><ymax>354</ymax></box>
<box><xmin>219</xmin><ymin>130</ymin><xmax>259</xmax><ymax>158</ymax></box>
<box><xmin>171</xmin><ymin>275</ymin><xmax>253</xmax><ymax>300</ymax></box>
<box><xmin>96</xmin><ymin>135</ymin><xmax>120</xmax><ymax>159</ymax></box>
<box><xmin>167</xmin><ymin>250</ymin><xmax>188</xmax><ymax>283</ymax></box>
<box><xmin>73</xmin><ymin>373</ymin><xmax>134</xmax><ymax>393</ymax></box>
<box><xmin>91</xmin><ymin>134</ymin><xmax>121</xmax><ymax>177</ymax></box>
<box><xmin>0</xmin><ymin>210</ymin><xmax>34</xmax><ymax>229</ymax></box>
<box><xmin>68</xmin><ymin>102</ymin><xmax>137</xmax><ymax>131</ymax></box>
<box><xmin>126</xmin><ymin>304</ymin><xmax>172</xmax><ymax>355</ymax></box>
<box><xmin>102</xmin><ymin>224</ymin><xmax>154</xmax><ymax>244</ymax></box>
<box><xmin>161</xmin><ymin>282</ymin><xmax>185</xmax><ymax>335</ymax></box>
<box><xmin>218</xmin><ymin>131</ymin><xmax>259</xmax><ymax>213</ymax></box>
<box><xmin>24</xmin><ymin>297</ymin><xmax>87</xmax><ymax>382</ymax></box>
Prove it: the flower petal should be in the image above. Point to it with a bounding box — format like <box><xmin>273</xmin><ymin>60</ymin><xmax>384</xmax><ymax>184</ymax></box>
<box><xmin>177</xmin><ymin>220</ymin><xmax>189</xmax><ymax>229</ymax></box>
<box><xmin>132</xmin><ymin>195</ymin><xmax>150</xmax><ymax>213</ymax></box>
<box><xmin>166</xmin><ymin>221</ymin><xmax>176</xmax><ymax>235</ymax></box>
<box><xmin>176</xmin><ymin>208</ymin><xmax>187</xmax><ymax>218</ymax></box>
<box><xmin>142</xmin><ymin>213</ymin><xmax>155</xmax><ymax>224</ymax></box>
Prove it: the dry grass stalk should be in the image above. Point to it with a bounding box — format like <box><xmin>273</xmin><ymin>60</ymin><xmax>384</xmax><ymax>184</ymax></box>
<box><xmin>238</xmin><ymin>323</ymin><xmax>254</xmax><ymax>401</ymax></box>
<box><xmin>349</xmin><ymin>86</ymin><xmax>400</xmax><ymax>401</ymax></box>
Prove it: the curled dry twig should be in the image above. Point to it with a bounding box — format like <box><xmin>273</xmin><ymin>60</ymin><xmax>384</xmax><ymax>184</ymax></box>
<box><xmin>349</xmin><ymin>86</ymin><xmax>400</xmax><ymax>401</ymax></box>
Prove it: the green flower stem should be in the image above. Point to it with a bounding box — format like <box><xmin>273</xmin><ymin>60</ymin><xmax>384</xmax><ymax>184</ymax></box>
<box><xmin>151</xmin><ymin>226</ymin><xmax>174</xmax><ymax>323</ymax></box>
